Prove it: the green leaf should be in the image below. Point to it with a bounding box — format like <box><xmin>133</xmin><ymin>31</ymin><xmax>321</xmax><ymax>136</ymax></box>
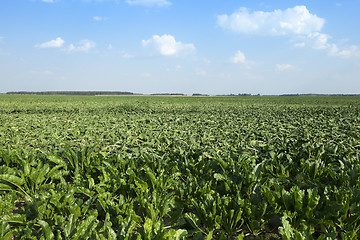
<box><xmin>134</xmin><ymin>177</ymin><xmax>148</xmax><ymax>192</ymax></box>
<box><xmin>46</xmin><ymin>165</ymin><xmax>67</xmax><ymax>180</ymax></box>
<box><xmin>214</xmin><ymin>173</ymin><xmax>226</xmax><ymax>181</ymax></box>
<box><xmin>184</xmin><ymin>213</ymin><xmax>202</xmax><ymax>232</ymax></box>
<box><xmin>145</xmin><ymin>167</ymin><xmax>157</xmax><ymax>189</ymax></box>
<box><xmin>205</xmin><ymin>230</ymin><xmax>214</xmax><ymax>240</ymax></box>
<box><xmin>279</xmin><ymin>216</ymin><xmax>294</xmax><ymax>240</ymax></box>
<box><xmin>120</xmin><ymin>214</ymin><xmax>139</xmax><ymax>239</ymax></box>
<box><xmin>0</xmin><ymin>174</ymin><xmax>32</xmax><ymax>200</ymax></box>
<box><xmin>214</xmin><ymin>157</ymin><xmax>228</xmax><ymax>170</ymax></box>
<box><xmin>47</xmin><ymin>154</ymin><xmax>67</xmax><ymax>167</ymax></box>
<box><xmin>282</xmin><ymin>189</ymin><xmax>292</xmax><ymax>211</ymax></box>
<box><xmin>1</xmin><ymin>214</ymin><xmax>26</xmax><ymax>225</ymax></box>
<box><xmin>172</xmin><ymin>229</ymin><xmax>188</xmax><ymax>240</ymax></box>
<box><xmin>292</xmin><ymin>186</ymin><xmax>304</xmax><ymax>212</ymax></box>
<box><xmin>64</xmin><ymin>214</ymin><xmax>76</xmax><ymax>237</ymax></box>
<box><xmin>143</xmin><ymin>218</ymin><xmax>154</xmax><ymax>238</ymax></box>
<box><xmin>34</xmin><ymin>163</ymin><xmax>50</xmax><ymax>185</ymax></box>
<box><xmin>71</xmin><ymin>215</ymin><xmax>97</xmax><ymax>239</ymax></box>
<box><xmin>106</xmin><ymin>226</ymin><xmax>117</xmax><ymax>239</ymax></box>
<box><xmin>0</xmin><ymin>174</ymin><xmax>25</xmax><ymax>187</ymax></box>
<box><xmin>0</xmin><ymin>221</ymin><xmax>13</xmax><ymax>238</ymax></box>
<box><xmin>235</xmin><ymin>232</ymin><xmax>244</xmax><ymax>240</ymax></box>
<box><xmin>38</xmin><ymin>220</ymin><xmax>55</xmax><ymax>240</ymax></box>
<box><xmin>0</xmin><ymin>183</ymin><xmax>12</xmax><ymax>191</ymax></box>
<box><xmin>252</xmin><ymin>162</ymin><xmax>264</xmax><ymax>179</ymax></box>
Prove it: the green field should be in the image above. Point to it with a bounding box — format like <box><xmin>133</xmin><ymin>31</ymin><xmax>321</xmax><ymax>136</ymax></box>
<box><xmin>1</xmin><ymin>95</ymin><xmax>360</xmax><ymax>239</ymax></box>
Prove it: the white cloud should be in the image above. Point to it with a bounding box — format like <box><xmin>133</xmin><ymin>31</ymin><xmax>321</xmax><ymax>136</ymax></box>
<box><xmin>229</xmin><ymin>51</ymin><xmax>255</xmax><ymax>69</ymax></box>
<box><xmin>93</xmin><ymin>16</ymin><xmax>108</xmax><ymax>21</ymax></box>
<box><xmin>328</xmin><ymin>44</ymin><xmax>360</xmax><ymax>58</ymax></box>
<box><xmin>66</xmin><ymin>39</ymin><xmax>95</xmax><ymax>53</ymax></box>
<box><xmin>36</xmin><ymin>37</ymin><xmax>65</xmax><ymax>48</ymax></box>
<box><xmin>307</xmin><ymin>32</ymin><xmax>331</xmax><ymax>49</ymax></box>
<box><xmin>295</xmin><ymin>32</ymin><xmax>360</xmax><ymax>58</ymax></box>
<box><xmin>293</xmin><ymin>32</ymin><xmax>331</xmax><ymax>49</ymax></box>
<box><xmin>142</xmin><ymin>34</ymin><xmax>195</xmax><ymax>56</ymax></box>
<box><xmin>93</xmin><ymin>16</ymin><xmax>102</xmax><ymax>21</ymax></box>
<box><xmin>42</xmin><ymin>0</ymin><xmax>54</xmax><ymax>2</ymax></box>
<box><xmin>36</xmin><ymin>38</ymin><xmax>96</xmax><ymax>53</ymax></box>
<box><xmin>276</xmin><ymin>64</ymin><xmax>296</xmax><ymax>71</ymax></box>
<box><xmin>126</xmin><ymin>0</ymin><xmax>171</xmax><ymax>7</ymax></box>
<box><xmin>217</xmin><ymin>6</ymin><xmax>324</xmax><ymax>36</ymax></box>
<box><xmin>230</xmin><ymin>50</ymin><xmax>246</xmax><ymax>64</ymax></box>
<box><xmin>218</xmin><ymin>6</ymin><xmax>360</xmax><ymax>59</ymax></box>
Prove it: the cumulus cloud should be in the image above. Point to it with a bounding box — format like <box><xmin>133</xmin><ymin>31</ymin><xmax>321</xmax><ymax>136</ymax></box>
<box><xmin>142</xmin><ymin>34</ymin><xmax>195</xmax><ymax>56</ymax></box>
<box><xmin>307</xmin><ymin>32</ymin><xmax>331</xmax><ymax>49</ymax></box>
<box><xmin>217</xmin><ymin>6</ymin><xmax>324</xmax><ymax>36</ymax></box>
<box><xmin>276</xmin><ymin>64</ymin><xmax>296</xmax><ymax>71</ymax></box>
<box><xmin>218</xmin><ymin>5</ymin><xmax>360</xmax><ymax>59</ymax></box>
<box><xmin>229</xmin><ymin>51</ymin><xmax>255</xmax><ymax>69</ymax></box>
<box><xmin>35</xmin><ymin>37</ymin><xmax>96</xmax><ymax>53</ymax></box>
<box><xmin>328</xmin><ymin>44</ymin><xmax>360</xmax><ymax>58</ymax></box>
<box><xmin>66</xmin><ymin>39</ymin><xmax>95</xmax><ymax>53</ymax></box>
<box><xmin>229</xmin><ymin>50</ymin><xmax>246</xmax><ymax>64</ymax></box>
<box><xmin>36</xmin><ymin>37</ymin><xmax>65</xmax><ymax>48</ymax></box>
<box><xmin>126</xmin><ymin>0</ymin><xmax>171</xmax><ymax>7</ymax></box>
<box><xmin>295</xmin><ymin>32</ymin><xmax>360</xmax><ymax>58</ymax></box>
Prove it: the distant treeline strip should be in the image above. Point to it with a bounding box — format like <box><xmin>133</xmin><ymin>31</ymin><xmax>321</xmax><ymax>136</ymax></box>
<box><xmin>6</xmin><ymin>91</ymin><xmax>135</xmax><ymax>96</ymax></box>
<box><xmin>279</xmin><ymin>94</ymin><xmax>360</xmax><ymax>97</ymax></box>
<box><xmin>5</xmin><ymin>91</ymin><xmax>360</xmax><ymax>96</ymax></box>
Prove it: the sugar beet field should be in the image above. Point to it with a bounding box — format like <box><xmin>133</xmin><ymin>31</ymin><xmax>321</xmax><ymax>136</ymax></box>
<box><xmin>0</xmin><ymin>95</ymin><xmax>360</xmax><ymax>239</ymax></box>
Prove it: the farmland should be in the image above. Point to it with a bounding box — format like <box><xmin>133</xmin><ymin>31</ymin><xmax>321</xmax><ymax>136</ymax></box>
<box><xmin>0</xmin><ymin>95</ymin><xmax>360</xmax><ymax>239</ymax></box>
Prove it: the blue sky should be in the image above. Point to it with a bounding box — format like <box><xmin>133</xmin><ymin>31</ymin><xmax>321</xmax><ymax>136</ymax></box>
<box><xmin>1</xmin><ymin>0</ymin><xmax>359</xmax><ymax>95</ymax></box>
